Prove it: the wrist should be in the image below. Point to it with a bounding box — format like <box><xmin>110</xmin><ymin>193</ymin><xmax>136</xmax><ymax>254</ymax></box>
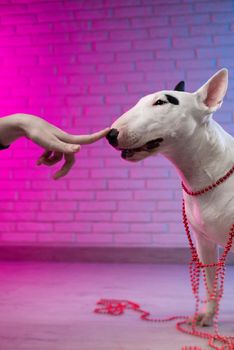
<box><xmin>11</xmin><ymin>113</ymin><xmax>28</xmax><ymax>138</ymax></box>
<box><xmin>0</xmin><ymin>113</ymin><xmax>28</xmax><ymax>146</ymax></box>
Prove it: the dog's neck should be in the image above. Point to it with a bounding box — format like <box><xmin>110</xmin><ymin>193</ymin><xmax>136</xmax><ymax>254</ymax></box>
<box><xmin>161</xmin><ymin>117</ymin><xmax>233</xmax><ymax>192</ymax></box>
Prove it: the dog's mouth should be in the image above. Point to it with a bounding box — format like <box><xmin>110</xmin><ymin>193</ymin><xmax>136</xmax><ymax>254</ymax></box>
<box><xmin>119</xmin><ymin>138</ymin><xmax>164</xmax><ymax>159</ymax></box>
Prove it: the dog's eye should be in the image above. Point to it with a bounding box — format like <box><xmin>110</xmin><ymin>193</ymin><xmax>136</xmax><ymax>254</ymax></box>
<box><xmin>153</xmin><ymin>99</ymin><xmax>167</xmax><ymax>106</ymax></box>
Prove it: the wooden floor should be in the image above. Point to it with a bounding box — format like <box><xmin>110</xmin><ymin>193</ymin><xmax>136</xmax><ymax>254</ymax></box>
<box><xmin>0</xmin><ymin>262</ymin><xmax>233</xmax><ymax>350</ymax></box>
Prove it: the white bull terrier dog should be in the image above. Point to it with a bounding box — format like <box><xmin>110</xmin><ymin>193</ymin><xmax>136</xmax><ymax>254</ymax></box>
<box><xmin>106</xmin><ymin>68</ymin><xmax>234</xmax><ymax>326</ymax></box>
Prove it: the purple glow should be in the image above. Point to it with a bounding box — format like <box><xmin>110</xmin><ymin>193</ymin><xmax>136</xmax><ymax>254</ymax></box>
<box><xmin>0</xmin><ymin>0</ymin><xmax>233</xmax><ymax>247</ymax></box>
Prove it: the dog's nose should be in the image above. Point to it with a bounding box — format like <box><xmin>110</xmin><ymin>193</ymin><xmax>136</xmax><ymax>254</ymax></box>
<box><xmin>106</xmin><ymin>128</ymin><xmax>119</xmax><ymax>147</ymax></box>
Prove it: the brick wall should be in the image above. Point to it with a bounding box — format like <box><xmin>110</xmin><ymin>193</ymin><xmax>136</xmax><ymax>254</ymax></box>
<box><xmin>0</xmin><ymin>0</ymin><xmax>233</xmax><ymax>247</ymax></box>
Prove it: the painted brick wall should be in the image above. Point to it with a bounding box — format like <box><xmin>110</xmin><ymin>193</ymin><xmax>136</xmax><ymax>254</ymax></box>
<box><xmin>0</xmin><ymin>0</ymin><xmax>233</xmax><ymax>247</ymax></box>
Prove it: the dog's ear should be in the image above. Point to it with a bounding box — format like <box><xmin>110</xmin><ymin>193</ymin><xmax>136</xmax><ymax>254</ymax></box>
<box><xmin>195</xmin><ymin>68</ymin><xmax>228</xmax><ymax>112</ymax></box>
<box><xmin>174</xmin><ymin>81</ymin><xmax>185</xmax><ymax>92</ymax></box>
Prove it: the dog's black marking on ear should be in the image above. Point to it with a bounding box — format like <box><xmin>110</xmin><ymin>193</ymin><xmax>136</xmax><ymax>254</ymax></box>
<box><xmin>174</xmin><ymin>81</ymin><xmax>185</xmax><ymax>92</ymax></box>
<box><xmin>165</xmin><ymin>94</ymin><xmax>179</xmax><ymax>105</ymax></box>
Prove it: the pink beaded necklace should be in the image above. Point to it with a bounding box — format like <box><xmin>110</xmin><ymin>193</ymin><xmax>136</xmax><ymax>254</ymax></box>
<box><xmin>95</xmin><ymin>165</ymin><xmax>234</xmax><ymax>350</ymax></box>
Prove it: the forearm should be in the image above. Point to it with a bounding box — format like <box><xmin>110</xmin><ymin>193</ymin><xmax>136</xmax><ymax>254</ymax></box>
<box><xmin>0</xmin><ymin>113</ymin><xmax>27</xmax><ymax>146</ymax></box>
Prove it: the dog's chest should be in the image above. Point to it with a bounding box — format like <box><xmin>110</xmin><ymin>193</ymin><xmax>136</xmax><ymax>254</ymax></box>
<box><xmin>184</xmin><ymin>179</ymin><xmax>234</xmax><ymax>249</ymax></box>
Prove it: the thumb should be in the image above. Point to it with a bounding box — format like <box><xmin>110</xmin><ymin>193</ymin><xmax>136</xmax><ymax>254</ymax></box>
<box><xmin>40</xmin><ymin>137</ymin><xmax>81</xmax><ymax>153</ymax></box>
<box><xmin>30</xmin><ymin>131</ymin><xmax>81</xmax><ymax>153</ymax></box>
<box><xmin>51</xmin><ymin>140</ymin><xmax>81</xmax><ymax>153</ymax></box>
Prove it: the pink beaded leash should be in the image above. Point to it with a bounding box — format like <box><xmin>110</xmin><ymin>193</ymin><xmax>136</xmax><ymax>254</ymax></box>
<box><xmin>95</xmin><ymin>165</ymin><xmax>234</xmax><ymax>350</ymax></box>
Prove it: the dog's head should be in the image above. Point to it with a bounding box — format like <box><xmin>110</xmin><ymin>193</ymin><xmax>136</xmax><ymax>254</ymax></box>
<box><xmin>107</xmin><ymin>69</ymin><xmax>228</xmax><ymax>162</ymax></box>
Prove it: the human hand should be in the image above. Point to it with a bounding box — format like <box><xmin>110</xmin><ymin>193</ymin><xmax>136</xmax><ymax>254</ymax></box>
<box><xmin>24</xmin><ymin>115</ymin><xmax>109</xmax><ymax>179</ymax></box>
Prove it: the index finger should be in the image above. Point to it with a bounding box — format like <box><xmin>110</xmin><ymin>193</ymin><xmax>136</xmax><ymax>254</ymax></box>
<box><xmin>58</xmin><ymin>127</ymin><xmax>110</xmax><ymax>145</ymax></box>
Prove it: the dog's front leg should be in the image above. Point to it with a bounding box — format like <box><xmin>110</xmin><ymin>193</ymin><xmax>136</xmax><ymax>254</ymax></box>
<box><xmin>190</xmin><ymin>231</ymin><xmax>219</xmax><ymax>326</ymax></box>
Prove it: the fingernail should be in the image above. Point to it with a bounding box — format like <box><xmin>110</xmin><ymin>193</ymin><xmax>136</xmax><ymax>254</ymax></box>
<box><xmin>71</xmin><ymin>145</ymin><xmax>80</xmax><ymax>152</ymax></box>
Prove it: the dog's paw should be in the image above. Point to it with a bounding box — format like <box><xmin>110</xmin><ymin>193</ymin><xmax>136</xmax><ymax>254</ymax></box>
<box><xmin>187</xmin><ymin>312</ymin><xmax>214</xmax><ymax>327</ymax></box>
